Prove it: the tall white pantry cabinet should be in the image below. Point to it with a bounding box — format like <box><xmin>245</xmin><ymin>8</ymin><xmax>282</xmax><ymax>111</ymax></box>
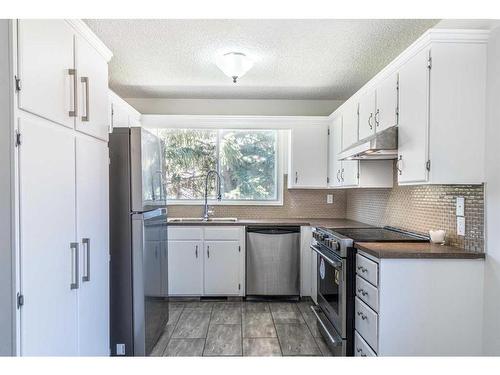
<box><xmin>0</xmin><ymin>20</ymin><xmax>113</xmax><ymax>356</ymax></box>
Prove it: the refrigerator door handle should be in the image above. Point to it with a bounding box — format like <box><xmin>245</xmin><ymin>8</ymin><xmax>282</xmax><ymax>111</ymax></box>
<box><xmin>70</xmin><ymin>242</ymin><xmax>79</xmax><ymax>290</ymax></box>
<box><xmin>82</xmin><ymin>238</ymin><xmax>90</xmax><ymax>282</ymax></box>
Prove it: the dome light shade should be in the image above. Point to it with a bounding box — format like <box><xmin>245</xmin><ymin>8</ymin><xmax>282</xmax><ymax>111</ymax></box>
<box><xmin>216</xmin><ymin>52</ymin><xmax>253</xmax><ymax>83</ymax></box>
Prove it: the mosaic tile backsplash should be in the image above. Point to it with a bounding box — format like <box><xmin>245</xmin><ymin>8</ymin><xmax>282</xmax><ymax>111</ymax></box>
<box><xmin>167</xmin><ymin>175</ymin><xmax>347</xmax><ymax>219</ymax></box>
<box><xmin>345</xmin><ymin>183</ymin><xmax>484</xmax><ymax>252</ymax></box>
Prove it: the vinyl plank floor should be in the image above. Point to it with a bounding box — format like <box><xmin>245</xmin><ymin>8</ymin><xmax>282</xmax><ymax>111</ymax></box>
<box><xmin>243</xmin><ymin>338</ymin><xmax>282</xmax><ymax>356</ymax></box>
<box><xmin>164</xmin><ymin>338</ymin><xmax>205</xmax><ymax>356</ymax></box>
<box><xmin>171</xmin><ymin>310</ymin><xmax>211</xmax><ymax>339</ymax></box>
<box><xmin>242</xmin><ymin>312</ymin><xmax>277</xmax><ymax>338</ymax></box>
<box><xmin>203</xmin><ymin>324</ymin><xmax>242</xmax><ymax>356</ymax></box>
<box><xmin>275</xmin><ymin>323</ymin><xmax>322</xmax><ymax>356</ymax></box>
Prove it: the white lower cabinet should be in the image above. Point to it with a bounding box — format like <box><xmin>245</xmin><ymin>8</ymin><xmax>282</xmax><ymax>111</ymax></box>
<box><xmin>168</xmin><ymin>240</ymin><xmax>203</xmax><ymax>296</ymax></box>
<box><xmin>355</xmin><ymin>250</ymin><xmax>484</xmax><ymax>356</ymax></box>
<box><xmin>204</xmin><ymin>241</ymin><xmax>241</xmax><ymax>295</ymax></box>
<box><xmin>168</xmin><ymin>226</ymin><xmax>245</xmax><ymax>297</ymax></box>
<box><xmin>19</xmin><ymin>116</ymin><xmax>109</xmax><ymax>356</ymax></box>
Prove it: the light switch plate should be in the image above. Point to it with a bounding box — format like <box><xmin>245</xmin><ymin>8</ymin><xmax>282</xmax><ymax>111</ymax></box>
<box><xmin>457</xmin><ymin>216</ymin><xmax>466</xmax><ymax>236</ymax></box>
<box><xmin>327</xmin><ymin>194</ymin><xmax>333</xmax><ymax>204</ymax></box>
<box><xmin>456</xmin><ymin>196</ymin><xmax>465</xmax><ymax>216</ymax></box>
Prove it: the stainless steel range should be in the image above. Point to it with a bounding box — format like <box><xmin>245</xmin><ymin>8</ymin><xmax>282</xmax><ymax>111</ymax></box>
<box><xmin>310</xmin><ymin>226</ymin><xmax>428</xmax><ymax>356</ymax></box>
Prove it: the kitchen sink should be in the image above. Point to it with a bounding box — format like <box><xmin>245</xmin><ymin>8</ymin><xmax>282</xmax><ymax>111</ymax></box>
<box><xmin>168</xmin><ymin>217</ymin><xmax>238</xmax><ymax>223</ymax></box>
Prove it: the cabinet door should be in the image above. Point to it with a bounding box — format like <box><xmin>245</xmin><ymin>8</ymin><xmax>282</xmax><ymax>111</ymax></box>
<box><xmin>168</xmin><ymin>241</ymin><xmax>203</xmax><ymax>295</ymax></box>
<box><xmin>341</xmin><ymin>99</ymin><xmax>359</xmax><ymax>151</ymax></box>
<box><xmin>358</xmin><ymin>90</ymin><xmax>376</xmax><ymax>141</ymax></box>
<box><xmin>398</xmin><ymin>48</ymin><xmax>430</xmax><ymax>184</ymax></box>
<box><xmin>111</xmin><ymin>102</ymin><xmax>130</xmax><ymax>128</ymax></box>
<box><xmin>204</xmin><ymin>241</ymin><xmax>241</xmax><ymax>295</ymax></box>
<box><xmin>376</xmin><ymin>72</ymin><xmax>399</xmax><ymax>132</ymax></box>
<box><xmin>329</xmin><ymin>117</ymin><xmax>343</xmax><ymax>187</ymax></box>
<box><xmin>75</xmin><ymin>136</ymin><xmax>110</xmax><ymax>355</ymax></box>
<box><xmin>76</xmin><ymin>35</ymin><xmax>109</xmax><ymax>141</ymax></box>
<box><xmin>288</xmin><ymin>124</ymin><xmax>328</xmax><ymax>188</ymax></box>
<box><xmin>17</xmin><ymin>19</ymin><xmax>75</xmax><ymax>128</ymax></box>
<box><xmin>342</xmin><ymin>160</ymin><xmax>360</xmax><ymax>187</ymax></box>
<box><xmin>19</xmin><ymin>117</ymin><xmax>78</xmax><ymax>355</ymax></box>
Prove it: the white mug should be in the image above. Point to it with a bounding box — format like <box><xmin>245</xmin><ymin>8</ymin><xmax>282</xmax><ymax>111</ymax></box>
<box><xmin>429</xmin><ymin>229</ymin><xmax>446</xmax><ymax>244</ymax></box>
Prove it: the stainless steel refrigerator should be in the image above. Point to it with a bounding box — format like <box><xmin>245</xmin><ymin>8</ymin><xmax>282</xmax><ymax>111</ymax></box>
<box><xmin>109</xmin><ymin>127</ymin><xmax>168</xmax><ymax>356</ymax></box>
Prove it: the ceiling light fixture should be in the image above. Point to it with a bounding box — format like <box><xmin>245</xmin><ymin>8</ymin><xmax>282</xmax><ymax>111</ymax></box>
<box><xmin>216</xmin><ymin>52</ymin><xmax>253</xmax><ymax>83</ymax></box>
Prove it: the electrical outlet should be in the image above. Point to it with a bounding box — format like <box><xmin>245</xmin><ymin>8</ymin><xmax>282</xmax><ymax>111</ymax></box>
<box><xmin>116</xmin><ymin>343</ymin><xmax>126</xmax><ymax>355</ymax></box>
<box><xmin>456</xmin><ymin>196</ymin><xmax>465</xmax><ymax>217</ymax></box>
<box><xmin>327</xmin><ymin>194</ymin><xmax>333</xmax><ymax>204</ymax></box>
<box><xmin>457</xmin><ymin>216</ymin><xmax>466</xmax><ymax>236</ymax></box>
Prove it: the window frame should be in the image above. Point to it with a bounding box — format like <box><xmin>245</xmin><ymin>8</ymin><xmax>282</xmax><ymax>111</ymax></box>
<box><xmin>158</xmin><ymin>127</ymin><xmax>284</xmax><ymax>206</ymax></box>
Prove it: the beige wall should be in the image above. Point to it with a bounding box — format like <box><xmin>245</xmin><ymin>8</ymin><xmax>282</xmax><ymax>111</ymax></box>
<box><xmin>125</xmin><ymin>98</ymin><xmax>342</xmax><ymax>116</ymax></box>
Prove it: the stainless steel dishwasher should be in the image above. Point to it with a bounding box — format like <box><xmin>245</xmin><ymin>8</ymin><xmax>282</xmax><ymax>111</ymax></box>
<box><xmin>246</xmin><ymin>226</ymin><xmax>300</xmax><ymax>296</ymax></box>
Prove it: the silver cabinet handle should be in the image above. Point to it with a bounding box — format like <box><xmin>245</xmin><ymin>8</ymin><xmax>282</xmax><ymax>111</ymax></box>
<box><xmin>357</xmin><ymin>266</ymin><xmax>368</xmax><ymax>273</ymax></box>
<box><xmin>195</xmin><ymin>245</ymin><xmax>198</xmax><ymax>258</ymax></box>
<box><xmin>295</xmin><ymin>171</ymin><xmax>298</xmax><ymax>183</ymax></box>
<box><xmin>70</xmin><ymin>242</ymin><xmax>79</xmax><ymax>290</ymax></box>
<box><xmin>336</xmin><ymin>169</ymin><xmax>341</xmax><ymax>182</ymax></box>
<box><xmin>375</xmin><ymin>109</ymin><xmax>380</xmax><ymax>127</ymax></box>
<box><xmin>68</xmin><ymin>69</ymin><xmax>78</xmax><ymax>117</ymax></box>
<box><xmin>207</xmin><ymin>245</ymin><xmax>210</xmax><ymax>258</ymax></box>
<box><xmin>357</xmin><ymin>311</ymin><xmax>368</xmax><ymax>320</ymax></box>
<box><xmin>368</xmin><ymin>113</ymin><xmax>373</xmax><ymax>130</ymax></box>
<box><xmin>81</xmin><ymin>76</ymin><xmax>90</xmax><ymax>122</ymax></box>
<box><xmin>82</xmin><ymin>238</ymin><xmax>90</xmax><ymax>282</ymax></box>
<box><xmin>341</xmin><ymin>168</ymin><xmax>345</xmax><ymax>182</ymax></box>
<box><xmin>357</xmin><ymin>288</ymin><xmax>368</xmax><ymax>296</ymax></box>
<box><xmin>396</xmin><ymin>155</ymin><xmax>403</xmax><ymax>175</ymax></box>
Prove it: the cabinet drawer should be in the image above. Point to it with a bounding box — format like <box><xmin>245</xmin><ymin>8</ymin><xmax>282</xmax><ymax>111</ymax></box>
<box><xmin>355</xmin><ymin>331</ymin><xmax>377</xmax><ymax>357</ymax></box>
<box><xmin>356</xmin><ymin>275</ymin><xmax>379</xmax><ymax>312</ymax></box>
<box><xmin>356</xmin><ymin>253</ymin><xmax>379</xmax><ymax>286</ymax></box>
<box><xmin>355</xmin><ymin>297</ymin><xmax>378</xmax><ymax>352</ymax></box>
<box><xmin>168</xmin><ymin>226</ymin><xmax>203</xmax><ymax>240</ymax></box>
<box><xmin>204</xmin><ymin>227</ymin><xmax>241</xmax><ymax>241</ymax></box>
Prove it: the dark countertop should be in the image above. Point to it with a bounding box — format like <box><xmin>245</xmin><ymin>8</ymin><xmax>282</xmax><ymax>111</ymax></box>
<box><xmin>355</xmin><ymin>242</ymin><xmax>485</xmax><ymax>259</ymax></box>
<box><xmin>168</xmin><ymin>218</ymin><xmax>372</xmax><ymax>228</ymax></box>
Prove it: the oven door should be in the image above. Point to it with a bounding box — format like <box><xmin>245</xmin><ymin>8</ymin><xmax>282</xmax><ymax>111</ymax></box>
<box><xmin>311</xmin><ymin>244</ymin><xmax>347</xmax><ymax>338</ymax></box>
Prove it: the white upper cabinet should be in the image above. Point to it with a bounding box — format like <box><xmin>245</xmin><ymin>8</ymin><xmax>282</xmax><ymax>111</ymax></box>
<box><xmin>397</xmin><ymin>47</ymin><xmax>430</xmax><ymax>184</ymax></box>
<box><xmin>375</xmin><ymin>72</ymin><xmax>399</xmax><ymax>132</ymax></box>
<box><xmin>358</xmin><ymin>90</ymin><xmax>376</xmax><ymax>141</ymax></box>
<box><xmin>17</xmin><ymin>20</ymin><xmax>75</xmax><ymax>128</ymax></box>
<box><xmin>341</xmin><ymin>99</ymin><xmax>359</xmax><ymax>151</ymax></box>
<box><xmin>288</xmin><ymin>123</ymin><xmax>329</xmax><ymax>188</ymax></box>
<box><xmin>75</xmin><ymin>35</ymin><xmax>110</xmax><ymax>141</ymax></box>
<box><xmin>109</xmin><ymin>90</ymin><xmax>142</xmax><ymax>131</ymax></box>
<box><xmin>329</xmin><ymin>117</ymin><xmax>343</xmax><ymax>187</ymax></box>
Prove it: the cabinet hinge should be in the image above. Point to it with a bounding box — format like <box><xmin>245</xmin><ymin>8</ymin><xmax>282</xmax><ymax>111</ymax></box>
<box><xmin>17</xmin><ymin>293</ymin><xmax>24</xmax><ymax>309</ymax></box>
<box><xmin>426</xmin><ymin>160</ymin><xmax>431</xmax><ymax>171</ymax></box>
<box><xmin>327</xmin><ymin>177</ymin><xmax>330</xmax><ymax>184</ymax></box>
<box><xmin>14</xmin><ymin>75</ymin><xmax>21</xmax><ymax>92</ymax></box>
<box><xmin>238</xmin><ymin>246</ymin><xmax>241</xmax><ymax>252</ymax></box>
<box><xmin>15</xmin><ymin>130</ymin><xmax>21</xmax><ymax>147</ymax></box>
<box><xmin>238</xmin><ymin>283</ymin><xmax>241</xmax><ymax>290</ymax></box>
<box><xmin>327</xmin><ymin>128</ymin><xmax>330</xmax><ymax>136</ymax></box>
<box><xmin>427</xmin><ymin>56</ymin><xmax>432</xmax><ymax>70</ymax></box>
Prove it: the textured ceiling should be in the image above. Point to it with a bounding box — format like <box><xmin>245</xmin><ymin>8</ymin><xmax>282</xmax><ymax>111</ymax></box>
<box><xmin>84</xmin><ymin>19</ymin><xmax>438</xmax><ymax>100</ymax></box>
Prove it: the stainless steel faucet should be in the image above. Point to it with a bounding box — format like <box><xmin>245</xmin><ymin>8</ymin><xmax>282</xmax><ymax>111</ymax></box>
<box><xmin>203</xmin><ymin>170</ymin><xmax>222</xmax><ymax>221</ymax></box>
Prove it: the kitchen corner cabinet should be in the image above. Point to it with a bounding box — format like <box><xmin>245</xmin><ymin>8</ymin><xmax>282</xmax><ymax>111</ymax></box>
<box><xmin>329</xmin><ymin>116</ymin><xmax>393</xmax><ymax>189</ymax></box>
<box><xmin>398</xmin><ymin>38</ymin><xmax>487</xmax><ymax>185</ymax></box>
<box><xmin>288</xmin><ymin>123</ymin><xmax>329</xmax><ymax>189</ymax></box>
<box><xmin>168</xmin><ymin>226</ymin><xmax>245</xmax><ymax>296</ymax></box>
<box><xmin>354</xmin><ymin>251</ymin><xmax>484</xmax><ymax>356</ymax></box>
<box><xmin>17</xmin><ymin>19</ymin><xmax>111</xmax><ymax>141</ymax></box>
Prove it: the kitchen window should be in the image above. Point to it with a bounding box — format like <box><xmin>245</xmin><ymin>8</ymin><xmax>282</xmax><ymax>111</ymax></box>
<box><xmin>157</xmin><ymin>128</ymin><xmax>281</xmax><ymax>204</ymax></box>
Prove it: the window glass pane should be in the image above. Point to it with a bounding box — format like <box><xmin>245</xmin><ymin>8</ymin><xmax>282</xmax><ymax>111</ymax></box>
<box><xmin>158</xmin><ymin>128</ymin><xmax>217</xmax><ymax>200</ymax></box>
<box><xmin>219</xmin><ymin>130</ymin><xmax>278</xmax><ymax>200</ymax></box>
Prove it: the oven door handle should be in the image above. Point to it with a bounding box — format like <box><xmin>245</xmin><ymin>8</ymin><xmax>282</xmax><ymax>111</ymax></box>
<box><xmin>310</xmin><ymin>245</ymin><xmax>342</xmax><ymax>268</ymax></box>
<box><xmin>310</xmin><ymin>305</ymin><xmax>344</xmax><ymax>347</ymax></box>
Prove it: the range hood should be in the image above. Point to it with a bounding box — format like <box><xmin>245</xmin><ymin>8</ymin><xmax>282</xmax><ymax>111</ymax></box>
<box><xmin>338</xmin><ymin>126</ymin><xmax>398</xmax><ymax>160</ymax></box>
